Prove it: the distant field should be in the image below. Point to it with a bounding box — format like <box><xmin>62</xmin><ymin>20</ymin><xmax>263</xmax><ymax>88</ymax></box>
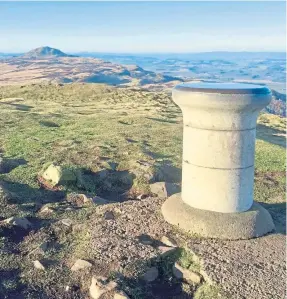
<box><xmin>0</xmin><ymin>83</ymin><xmax>285</xmax><ymax>298</ymax></box>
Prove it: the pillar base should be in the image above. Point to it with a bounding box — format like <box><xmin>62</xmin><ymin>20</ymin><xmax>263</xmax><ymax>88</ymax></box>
<box><xmin>161</xmin><ymin>193</ymin><xmax>275</xmax><ymax>240</ymax></box>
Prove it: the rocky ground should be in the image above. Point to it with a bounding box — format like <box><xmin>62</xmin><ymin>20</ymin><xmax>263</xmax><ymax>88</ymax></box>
<box><xmin>0</xmin><ymin>84</ymin><xmax>285</xmax><ymax>298</ymax></box>
<box><xmin>0</xmin><ymin>178</ymin><xmax>221</xmax><ymax>299</ymax></box>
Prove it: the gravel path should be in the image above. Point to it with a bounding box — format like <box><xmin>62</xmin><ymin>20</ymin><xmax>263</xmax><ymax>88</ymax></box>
<box><xmin>90</xmin><ymin>197</ymin><xmax>174</xmax><ymax>273</ymax></box>
<box><xmin>189</xmin><ymin>226</ymin><xmax>286</xmax><ymax>299</ymax></box>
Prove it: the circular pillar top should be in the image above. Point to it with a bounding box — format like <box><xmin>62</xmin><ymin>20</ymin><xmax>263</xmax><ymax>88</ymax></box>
<box><xmin>174</xmin><ymin>82</ymin><xmax>271</xmax><ymax>95</ymax></box>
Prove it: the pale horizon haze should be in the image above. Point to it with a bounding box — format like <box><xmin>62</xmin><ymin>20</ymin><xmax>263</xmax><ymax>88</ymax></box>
<box><xmin>0</xmin><ymin>1</ymin><xmax>286</xmax><ymax>53</ymax></box>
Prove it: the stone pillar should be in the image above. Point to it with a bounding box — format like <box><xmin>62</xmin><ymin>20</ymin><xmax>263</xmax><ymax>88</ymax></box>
<box><xmin>161</xmin><ymin>83</ymin><xmax>275</xmax><ymax>239</ymax></box>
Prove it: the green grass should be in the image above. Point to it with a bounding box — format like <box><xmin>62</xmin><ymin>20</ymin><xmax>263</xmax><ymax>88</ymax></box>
<box><xmin>0</xmin><ymin>83</ymin><xmax>285</xmax><ymax>298</ymax></box>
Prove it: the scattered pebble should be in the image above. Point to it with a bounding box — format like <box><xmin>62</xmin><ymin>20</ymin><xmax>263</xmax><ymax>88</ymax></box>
<box><xmin>39</xmin><ymin>205</ymin><xmax>55</xmax><ymax>214</ymax></box>
<box><xmin>71</xmin><ymin>259</ymin><xmax>92</xmax><ymax>271</ymax></box>
<box><xmin>33</xmin><ymin>260</ymin><xmax>45</xmax><ymax>271</ymax></box>
<box><xmin>61</xmin><ymin>218</ymin><xmax>73</xmax><ymax>227</ymax></box>
<box><xmin>3</xmin><ymin>217</ymin><xmax>32</xmax><ymax>230</ymax></box>
<box><xmin>90</xmin><ymin>276</ymin><xmax>117</xmax><ymax>299</ymax></box>
<box><xmin>161</xmin><ymin>235</ymin><xmax>178</xmax><ymax>248</ymax></box>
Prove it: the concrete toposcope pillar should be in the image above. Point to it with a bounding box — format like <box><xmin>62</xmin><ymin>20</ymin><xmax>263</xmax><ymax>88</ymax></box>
<box><xmin>161</xmin><ymin>82</ymin><xmax>275</xmax><ymax>240</ymax></box>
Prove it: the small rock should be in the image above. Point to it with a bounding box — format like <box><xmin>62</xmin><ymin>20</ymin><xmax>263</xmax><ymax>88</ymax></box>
<box><xmin>71</xmin><ymin>259</ymin><xmax>92</xmax><ymax>271</ymax></box>
<box><xmin>61</xmin><ymin>218</ymin><xmax>73</xmax><ymax>227</ymax></box>
<box><xmin>104</xmin><ymin>211</ymin><xmax>115</xmax><ymax>220</ymax></box>
<box><xmin>65</xmin><ymin>285</ymin><xmax>79</xmax><ymax>292</ymax></box>
<box><xmin>3</xmin><ymin>217</ymin><xmax>32</xmax><ymax>229</ymax></box>
<box><xmin>172</xmin><ymin>263</ymin><xmax>201</xmax><ymax>284</ymax></box>
<box><xmin>33</xmin><ymin>260</ymin><xmax>45</xmax><ymax>271</ymax></box>
<box><xmin>41</xmin><ymin>163</ymin><xmax>76</xmax><ymax>185</ymax></box>
<box><xmin>138</xmin><ymin>234</ymin><xmax>153</xmax><ymax>245</ymax></box>
<box><xmin>39</xmin><ymin>205</ymin><xmax>54</xmax><ymax>214</ymax></box>
<box><xmin>114</xmin><ymin>290</ymin><xmax>130</xmax><ymax>299</ymax></box>
<box><xmin>161</xmin><ymin>236</ymin><xmax>178</xmax><ymax>248</ymax></box>
<box><xmin>81</xmin><ymin>194</ymin><xmax>91</xmax><ymax>203</ymax></box>
<box><xmin>150</xmin><ymin>182</ymin><xmax>179</xmax><ymax>198</ymax></box>
<box><xmin>65</xmin><ymin>207</ymin><xmax>74</xmax><ymax>211</ymax></box>
<box><xmin>143</xmin><ymin>267</ymin><xmax>159</xmax><ymax>282</ymax></box>
<box><xmin>158</xmin><ymin>246</ymin><xmax>177</xmax><ymax>257</ymax></box>
<box><xmin>90</xmin><ymin>276</ymin><xmax>117</xmax><ymax>299</ymax></box>
<box><xmin>136</xmin><ymin>194</ymin><xmax>147</xmax><ymax>200</ymax></box>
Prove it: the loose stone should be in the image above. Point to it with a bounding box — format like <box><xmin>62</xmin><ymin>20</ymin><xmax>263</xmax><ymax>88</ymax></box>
<box><xmin>3</xmin><ymin>217</ymin><xmax>32</xmax><ymax>229</ymax></box>
<box><xmin>33</xmin><ymin>260</ymin><xmax>45</xmax><ymax>271</ymax></box>
<box><xmin>39</xmin><ymin>205</ymin><xmax>54</xmax><ymax>214</ymax></box>
<box><xmin>61</xmin><ymin>218</ymin><xmax>73</xmax><ymax>227</ymax></box>
<box><xmin>71</xmin><ymin>259</ymin><xmax>92</xmax><ymax>271</ymax></box>
<box><xmin>172</xmin><ymin>262</ymin><xmax>201</xmax><ymax>284</ymax></box>
<box><xmin>158</xmin><ymin>245</ymin><xmax>177</xmax><ymax>257</ymax></box>
<box><xmin>89</xmin><ymin>276</ymin><xmax>117</xmax><ymax>299</ymax></box>
<box><xmin>161</xmin><ymin>235</ymin><xmax>178</xmax><ymax>248</ymax></box>
<box><xmin>150</xmin><ymin>182</ymin><xmax>179</xmax><ymax>198</ymax></box>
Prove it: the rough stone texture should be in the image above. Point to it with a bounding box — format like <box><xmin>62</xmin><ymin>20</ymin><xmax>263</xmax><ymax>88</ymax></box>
<box><xmin>89</xmin><ymin>276</ymin><xmax>117</xmax><ymax>299</ymax></box>
<box><xmin>39</xmin><ymin>204</ymin><xmax>55</xmax><ymax>214</ymax></box>
<box><xmin>161</xmin><ymin>235</ymin><xmax>178</xmax><ymax>248</ymax></box>
<box><xmin>88</xmin><ymin>196</ymin><xmax>284</xmax><ymax>299</ymax></box>
<box><xmin>71</xmin><ymin>259</ymin><xmax>92</xmax><ymax>271</ymax></box>
<box><xmin>90</xmin><ymin>197</ymin><xmax>171</xmax><ymax>271</ymax></box>
<box><xmin>33</xmin><ymin>260</ymin><xmax>45</xmax><ymax>271</ymax></box>
<box><xmin>172</xmin><ymin>263</ymin><xmax>201</xmax><ymax>284</ymax></box>
<box><xmin>42</xmin><ymin>163</ymin><xmax>76</xmax><ymax>185</ymax></box>
<box><xmin>61</xmin><ymin>218</ymin><xmax>73</xmax><ymax>227</ymax></box>
<box><xmin>3</xmin><ymin>217</ymin><xmax>32</xmax><ymax>230</ymax></box>
<box><xmin>188</xmin><ymin>233</ymin><xmax>286</xmax><ymax>299</ymax></box>
<box><xmin>162</xmin><ymin>193</ymin><xmax>275</xmax><ymax>240</ymax></box>
<box><xmin>172</xmin><ymin>83</ymin><xmax>271</xmax><ymax>213</ymax></box>
<box><xmin>150</xmin><ymin>182</ymin><xmax>180</xmax><ymax>199</ymax></box>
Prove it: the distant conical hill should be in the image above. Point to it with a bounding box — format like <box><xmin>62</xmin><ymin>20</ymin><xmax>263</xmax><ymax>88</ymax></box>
<box><xmin>22</xmin><ymin>46</ymin><xmax>76</xmax><ymax>58</ymax></box>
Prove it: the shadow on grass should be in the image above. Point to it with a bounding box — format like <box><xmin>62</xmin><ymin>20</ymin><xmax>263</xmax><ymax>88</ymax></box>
<box><xmin>257</xmin><ymin>124</ymin><xmax>286</xmax><ymax>147</ymax></box>
<box><xmin>0</xmin><ymin>269</ymin><xmax>25</xmax><ymax>299</ymax></box>
<box><xmin>39</xmin><ymin>120</ymin><xmax>60</xmax><ymax>128</ymax></box>
<box><xmin>0</xmin><ymin>158</ymin><xmax>27</xmax><ymax>174</ymax></box>
<box><xmin>146</xmin><ymin>117</ymin><xmax>179</xmax><ymax>124</ymax></box>
<box><xmin>0</xmin><ymin>102</ymin><xmax>34</xmax><ymax>112</ymax></box>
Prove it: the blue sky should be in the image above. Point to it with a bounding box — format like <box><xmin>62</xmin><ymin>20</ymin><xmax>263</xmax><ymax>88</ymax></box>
<box><xmin>0</xmin><ymin>1</ymin><xmax>285</xmax><ymax>53</ymax></box>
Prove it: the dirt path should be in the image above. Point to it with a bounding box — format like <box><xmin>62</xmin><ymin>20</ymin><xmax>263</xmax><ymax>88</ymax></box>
<box><xmin>188</xmin><ymin>209</ymin><xmax>286</xmax><ymax>299</ymax></box>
